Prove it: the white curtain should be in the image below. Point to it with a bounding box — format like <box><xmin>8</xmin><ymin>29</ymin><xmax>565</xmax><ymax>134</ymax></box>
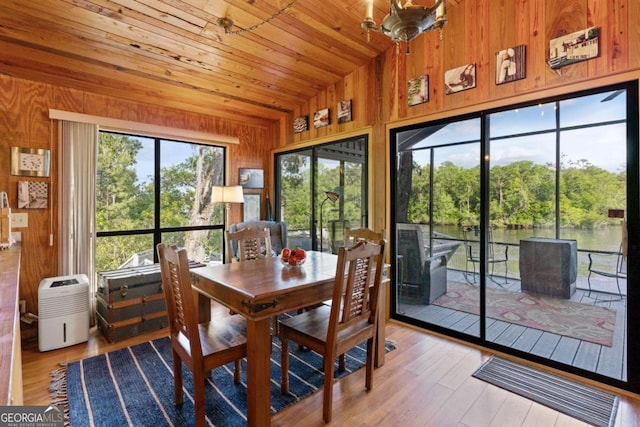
<box><xmin>59</xmin><ymin>121</ymin><xmax>98</xmax><ymax>325</ymax></box>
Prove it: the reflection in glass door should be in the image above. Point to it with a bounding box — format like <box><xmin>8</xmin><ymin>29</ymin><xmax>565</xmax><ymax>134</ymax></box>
<box><xmin>392</xmin><ymin>84</ymin><xmax>635</xmax><ymax>388</ymax></box>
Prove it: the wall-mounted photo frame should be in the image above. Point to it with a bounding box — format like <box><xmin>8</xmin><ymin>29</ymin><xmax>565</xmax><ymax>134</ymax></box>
<box><xmin>239</xmin><ymin>168</ymin><xmax>264</xmax><ymax>189</ymax></box>
<box><xmin>243</xmin><ymin>193</ymin><xmax>261</xmax><ymax>222</ymax></box>
<box><xmin>445</xmin><ymin>64</ymin><xmax>476</xmax><ymax>94</ymax></box>
<box><xmin>18</xmin><ymin>180</ymin><xmax>48</xmax><ymax>209</ymax></box>
<box><xmin>313</xmin><ymin>108</ymin><xmax>330</xmax><ymax>128</ymax></box>
<box><xmin>549</xmin><ymin>27</ymin><xmax>599</xmax><ymax>69</ymax></box>
<box><xmin>293</xmin><ymin>115</ymin><xmax>309</xmax><ymax>133</ymax></box>
<box><xmin>496</xmin><ymin>44</ymin><xmax>526</xmax><ymax>84</ymax></box>
<box><xmin>11</xmin><ymin>147</ymin><xmax>51</xmax><ymax>177</ymax></box>
<box><xmin>408</xmin><ymin>74</ymin><xmax>429</xmax><ymax>106</ymax></box>
<box><xmin>337</xmin><ymin>99</ymin><xmax>352</xmax><ymax>124</ymax></box>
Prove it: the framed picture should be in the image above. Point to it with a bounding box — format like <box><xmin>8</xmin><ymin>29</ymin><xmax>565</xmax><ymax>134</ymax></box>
<box><xmin>293</xmin><ymin>115</ymin><xmax>308</xmax><ymax>133</ymax></box>
<box><xmin>445</xmin><ymin>64</ymin><xmax>476</xmax><ymax>94</ymax></box>
<box><xmin>337</xmin><ymin>99</ymin><xmax>352</xmax><ymax>124</ymax></box>
<box><xmin>313</xmin><ymin>108</ymin><xmax>330</xmax><ymax>128</ymax></box>
<box><xmin>496</xmin><ymin>44</ymin><xmax>526</xmax><ymax>84</ymax></box>
<box><xmin>408</xmin><ymin>74</ymin><xmax>429</xmax><ymax>106</ymax></box>
<box><xmin>243</xmin><ymin>193</ymin><xmax>261</xmax><ymax>222</ymax></box>
<box><xmin>11</xmin><ymin>147</ymin><xmax>51</xmax><ymax>177</ymax></box>
<box><xmin>239</xmin><ymin>168</ymin><xmax>264</xmax><ymax>189</ymax></box>
<box><xmin>18</xmin><ymin>181</ymin><xmax>48</xmax><ymax>209</ymax></box>
<box><xmin>549</xmin><ymin>27</ymin><xmax>599</xmax><ymax>69</ymax></box>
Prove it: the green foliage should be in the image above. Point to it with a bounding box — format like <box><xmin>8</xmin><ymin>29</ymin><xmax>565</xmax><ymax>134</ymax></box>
<box><xmin>279</xmin><ymin>153</ymin><xmax>365</xmax><ymax>234</ymax></box>
<box><xmin>95</xmin><ymin>134</ymin><xmax>223</xmax><ymax>271</ymax></box>
<box><xmin>400</xmin><ymin>155</ymin><xmax>625</xmax><ymax>230</ymax></box>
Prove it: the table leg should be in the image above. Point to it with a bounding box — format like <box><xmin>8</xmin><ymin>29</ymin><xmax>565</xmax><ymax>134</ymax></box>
<box><xmin>246</xmin><ymin>317</ymin><xmax>272</xmax><ymax>427</ymax></box>
<box><xmin>196</xmin><ymin>292</ymin><xmax>211</xmax><ymax>323</ymax></box>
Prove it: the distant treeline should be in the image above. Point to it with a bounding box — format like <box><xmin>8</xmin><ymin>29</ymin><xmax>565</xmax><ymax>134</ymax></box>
<box><xmin>406</xmin><ymin>159</ymin><xmax>625</xmax><ymax>229</ymax></box>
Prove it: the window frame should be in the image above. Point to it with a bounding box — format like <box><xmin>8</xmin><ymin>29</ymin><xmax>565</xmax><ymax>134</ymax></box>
<box><xmin>95</xmin><ymin>131</ymin><xmax>227</xmax><ymax>269</ymax></box>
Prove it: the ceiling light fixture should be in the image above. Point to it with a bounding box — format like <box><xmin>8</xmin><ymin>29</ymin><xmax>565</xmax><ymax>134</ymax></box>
<box><xmin>362</xmin><ymin>0</ymin><xmax>448</xmax><ymax>54</ymax></box>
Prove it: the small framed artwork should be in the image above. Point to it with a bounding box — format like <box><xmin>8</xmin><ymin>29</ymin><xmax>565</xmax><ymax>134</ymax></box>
<box><xmin>18</xmin><ymin>181</ymin><xmax>48</xmax><ymax>209</ymax></box>
<box><xmin>243</xmin><ymin>194</ymin><xmax>261</xmax><ymax>222</ymax></box>
<box><xmin>313</xmin><ymin>108</ymin><xmax>330</xmax><ymax>128</ymax></box>
<box><xmin>293</xmin><ymin>115</ymin><xmax>308</xmax><ymax>133</ymax></box>
<box><xmin>496</xmin><ymin>44</ymin><xmax>526</xmax><ymax>84</ymax></box>
<box><xmin>549</xmin><ymin>27</ymin><xmax>599</xmax><ymax>69</ymax></box>
<box><xmin>239</xmin><ymin>168</ymin><xmax>264</xmax><ymax>189</ymax></box>
<box><xmin>408</xmin><ymin>74</ymin><xmax>429</xmax><ymax>106</ymax></box>
<box><xmin>11</xmin><ymin>147</ymin><xmax>51</xmax><ymax>177</ymax></box>
<box><xmin>445</xmin><ymin>64</ymin><xmax>476</xmax><ymax>94</ymax></box>
<box><xmin>337</xmin><ymin>100</ymin><xmax>352</xmax><ymax>124</ymax></box>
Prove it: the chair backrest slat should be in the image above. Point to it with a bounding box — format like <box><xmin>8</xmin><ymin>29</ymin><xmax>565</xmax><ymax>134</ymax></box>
<box><xmin>328</xmin><ymin>239</ymin><xmax>386</xmax><ymax>345</ymax></box>
<box><xmin>226</xmin><ymin>227</ymin><xmax>273</xmax><ymax>263</ymax></box>
<box><xmin>345</xmin><ymin>228</ymin><xmax>386</xmax><ymax>247</ymax></box>
<box><xmin>157</xmin><ymin>243</ymin><xmax>202</xmax><ymax>359</ymax></box>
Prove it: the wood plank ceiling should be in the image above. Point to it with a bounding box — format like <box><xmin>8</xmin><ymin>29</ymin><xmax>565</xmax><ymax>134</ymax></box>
<box><xmin>0</xmin><ymin>0</ymin><xmax>401</xmax><ymax>122</ymax></box>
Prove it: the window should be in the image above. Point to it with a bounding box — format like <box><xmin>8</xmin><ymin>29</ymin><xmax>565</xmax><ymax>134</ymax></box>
<box><xmin>275</xmin><ymin>136</ymin><xmax>368</xmax><ymax>253</ymax></box>
<box><xmin>96</xmin><ymin>132</ymin><xmax>226</xmax><ymax>271</ymax></box>
<box><xmin>391</xmin><ymin>82</ymin><xmax>637</xmax><ymax>391</ymax></box>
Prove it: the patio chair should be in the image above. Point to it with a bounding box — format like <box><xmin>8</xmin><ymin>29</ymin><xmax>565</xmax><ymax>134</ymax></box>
<box><xmin>396</xmin><ymin>223</ymin><xmax>448</xmax><ymax>304</ymax></box>
<box><xmin>157</xmin><ymin>243</ymin><xmax>247</xmax><ymax>427</ymax></box>
<box><xmin>279</xmin><ymin>239</ymin><xmax>386</xmax><ymax>423</ymax></box>
<box><xmin>586</xmin><ymin>223</ymin><xmax>627</xmax><ymax>302</ymax></box>
<box><xmin>462</xmin><ymin>225</ymin><xmax>509</xmax><ymax>286</ymax></box>
<box><xmin>587</xmin><ymin>247</ymin><xmax>626</xmax><ymax>302</ymax></box>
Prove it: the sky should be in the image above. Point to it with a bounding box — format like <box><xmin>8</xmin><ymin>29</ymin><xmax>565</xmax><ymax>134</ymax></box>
<box><xmin>407</xmin><ymin>89</ymin><xmax>627</xmax><ymax>173</ymax></box>
<box><xmin>133</xmin><ymin>137</ymin><xmax>202</xmax><ymax>185</ymax></box>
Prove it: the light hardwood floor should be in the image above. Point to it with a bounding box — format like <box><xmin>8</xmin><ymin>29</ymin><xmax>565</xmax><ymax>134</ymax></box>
<box><xmin>21</xmin><ymin>303</ymin><xmax>640</xmax><ymax>427</ymax></box>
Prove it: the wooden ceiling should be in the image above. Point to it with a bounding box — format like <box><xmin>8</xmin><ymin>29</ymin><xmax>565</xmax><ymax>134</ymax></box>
<box><xmin>0</xmin><ymin>0</ymin><xmax>406</xmax><ymax>122</ymax></box>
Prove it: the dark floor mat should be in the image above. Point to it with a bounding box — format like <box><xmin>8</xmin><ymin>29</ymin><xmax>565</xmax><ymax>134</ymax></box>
<box><xmin>473</xmin><ymin>356</ymin><xmax>619</xmax><ymax>427</ymax></box>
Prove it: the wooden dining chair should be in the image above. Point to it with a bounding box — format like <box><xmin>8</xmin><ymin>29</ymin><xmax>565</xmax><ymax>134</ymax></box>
<box><xmin>225</xmin><ymin>227</ymin><xmax>280</xmax><ymax>334</ymax></box>
<box><xmin>157</xmin><ymin>243</ymin><xmax>247</xmax><ymax>427</ymax></box>
<box><xmin>279</xmin><ymin>239</ymin><xmax>386</xmax><ymax>423</ymax></box>
<box><xmin>225</xmin><ymin>227</ymin><xmax>273</xmax><ymax>263</ymax></box>
<box><xmin>345</xmin><ymin>227</ymin><xmax>387</xmax><ymax>247</ymax></box>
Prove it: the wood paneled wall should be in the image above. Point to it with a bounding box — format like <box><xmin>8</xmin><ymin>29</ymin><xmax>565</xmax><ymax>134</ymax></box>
<box><xmin>0</xmin><ymin>75</ymin><xmax>276</xmax><ymax>339</ymax></box>
<box><xmin>2</xmin><ymin>0</ymin><xmax>640</xmax><ymax>340</ymax></box>
<box><xmin>287</xmin><ymin>0</ymin><xmax>640</xmax><ymax>239</ymax></box>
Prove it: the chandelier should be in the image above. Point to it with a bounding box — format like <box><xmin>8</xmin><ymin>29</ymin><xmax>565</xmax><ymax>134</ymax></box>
<box><xmin>362</xmin><ymin>0</ymin><xmax>448</xmax><ymax>54</ymax></box>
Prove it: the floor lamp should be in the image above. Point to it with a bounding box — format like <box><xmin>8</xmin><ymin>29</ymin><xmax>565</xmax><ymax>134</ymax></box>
<box><xmin>319</xmin><ymin>191</ymin><xmax>339</xmax><ymax>253</ymax></box>
<box><xmin>212</xmin><ymin>185</ymin><xmax>244</xmax><ymax>262</ymax></box>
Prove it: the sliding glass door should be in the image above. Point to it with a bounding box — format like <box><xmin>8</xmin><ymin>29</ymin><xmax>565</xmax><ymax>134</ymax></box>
<box><xmin>275</xmin><ymin>136</ymin><xmax>368</xmax><ymax>252</ymax></box>
<box><xmin>391</xmin><ymin>82</ymin><xmax>638</xmax><ymax>392</ymax></box>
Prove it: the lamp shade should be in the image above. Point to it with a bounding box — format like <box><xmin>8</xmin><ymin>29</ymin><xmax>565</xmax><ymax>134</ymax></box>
<box><xmin>325</xmin><ymin>191</ymin><xmax>339</xmax><ymax>202</ymax></box>
<box><xmin>212</xmin><ymin>185</ymin><xmax>244</xmax><ymax>204</ymax></box>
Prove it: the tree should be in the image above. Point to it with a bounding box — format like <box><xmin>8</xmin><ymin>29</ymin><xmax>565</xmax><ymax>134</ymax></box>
<box><xmin>183</xmin><ymin>146</ymin><xmax>224</xmax><ymax>261</ymax></box>
<box><xmin>96</xmin><ymin>133</ymin><xmax>150</xmax><ymax>270</ymax></box>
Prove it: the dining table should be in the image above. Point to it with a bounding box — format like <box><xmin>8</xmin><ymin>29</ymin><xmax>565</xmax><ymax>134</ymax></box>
<box><xmin>189</xmin><ymin>250</ymin><xmax>386</xmax><ymax>427</ymax></box>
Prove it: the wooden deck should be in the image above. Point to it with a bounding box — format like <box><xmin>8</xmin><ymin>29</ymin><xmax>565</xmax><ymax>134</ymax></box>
<box><xmin>397</xmin><ymin>270</ymin><xmax>627</xmax><ymax>382</ymax></box>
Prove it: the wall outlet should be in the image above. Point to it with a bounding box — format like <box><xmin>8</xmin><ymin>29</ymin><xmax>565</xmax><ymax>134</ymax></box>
<box><xmin>19</xmin><ymin>300</ymin><xmax>26</xmax><ymax>314</ymax></box>
<box><xmin>11</xmin><ymin>212</ymin><xmax>28</xmax><ymax>228</ymax></box>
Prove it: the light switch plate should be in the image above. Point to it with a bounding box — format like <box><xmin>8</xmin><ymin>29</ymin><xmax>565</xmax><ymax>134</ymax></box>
<box><xmin>11</xmin><ymin>212</ymin><xmax>28</xmax><ymax>228</ymax></box>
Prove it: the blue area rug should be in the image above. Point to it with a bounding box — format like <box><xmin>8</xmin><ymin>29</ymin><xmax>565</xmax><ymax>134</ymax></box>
<box><xmin>50</xmin><ymin>334</ymin><xmax>395</xmax><ymax>426</ymax></box>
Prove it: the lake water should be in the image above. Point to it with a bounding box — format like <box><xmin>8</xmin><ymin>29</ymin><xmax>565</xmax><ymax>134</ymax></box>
<box><xmin>435</xmin><ymin>224</ymin><xmax>624</xmax><ymax>253</ymax></box>
<box><xmin>431</xmin><ymin>224</ymin><xmax>625</xmax><ymax>282</ymax></box>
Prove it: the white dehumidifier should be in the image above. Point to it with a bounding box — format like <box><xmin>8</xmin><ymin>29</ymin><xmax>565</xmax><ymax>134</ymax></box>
<box><xmin>38</xmin><ymin>274</ymin><xmax>90</xmax><ymax>352</ymax></box>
